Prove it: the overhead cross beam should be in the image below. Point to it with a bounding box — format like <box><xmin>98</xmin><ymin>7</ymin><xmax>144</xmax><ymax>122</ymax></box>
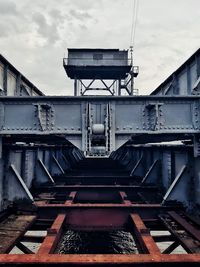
<box><xmin>0</xmin><ymin>95</ymin><xmax>200</xmax><ymax>156</ymax></box>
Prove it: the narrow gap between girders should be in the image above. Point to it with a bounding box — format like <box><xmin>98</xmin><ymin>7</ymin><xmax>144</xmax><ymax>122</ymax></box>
<box><xmin>55</xmin><ymin>230</ymin><xmax>138</xmax><ymax>254</ymax></box>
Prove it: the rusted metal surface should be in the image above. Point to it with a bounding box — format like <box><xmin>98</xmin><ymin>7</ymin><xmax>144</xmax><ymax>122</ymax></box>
<box><xmin>168</xmin><ymin>211</ymin><xmax>200</xmax><ymax>242</ymax></box>
<box><xmin>0</xmin><ymin>215</ymin><xmax>36</xmax><ymax>253</ymax></box>
<box><xmin>159</xmin><ymin>213</ymin><xmax>200</xmax><ymax>253</ymax></box>
<box><xmin>0</xmin><ymin>158</ymin><xmax>200</xmax><ymax>266</ymax></box>
<box><xmin>0</xmin><ymin>254</ymin><xmax>200</xmax><ymax>265</ymax></box>
<box><xmin>129</xmin><ymin>213</ymin><xmax>160</xmax><ymax>254</ymax></box>
<box><xmin>35</xmin><ymin>204</ymin><xmax>182</xmax><ymax>229</ymax></box>
<box><xmin>38</xmin><ymin>214</ymin><xmax>66</xmax><ymax>254</ymax></box>
<box><xmin>1</xmin><ymin>47</ymin><xmax>200</xmax><ymax>266</ymax></box>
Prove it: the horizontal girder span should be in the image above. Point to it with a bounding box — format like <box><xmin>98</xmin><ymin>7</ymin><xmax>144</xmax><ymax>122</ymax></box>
<box><xmin>0</xmin><ymin>96</ymin><xmax>200</xmax><ymax>156</ymax></box>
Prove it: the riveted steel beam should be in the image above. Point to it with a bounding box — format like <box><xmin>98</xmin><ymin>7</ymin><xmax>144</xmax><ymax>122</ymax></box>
<box><xmin>0</xmin><ymin>95</ymin><xmax>200</xmax><ymax>156</ymax></box>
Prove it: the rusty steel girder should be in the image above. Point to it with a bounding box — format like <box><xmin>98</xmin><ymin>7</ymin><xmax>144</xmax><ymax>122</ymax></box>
<box><xmin>0</xmin><ymin>158</ymin><xmax>200</xmax><ymax>266</ymax></box>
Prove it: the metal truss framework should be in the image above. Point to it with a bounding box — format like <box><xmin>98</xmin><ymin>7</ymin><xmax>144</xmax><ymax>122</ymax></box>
<box><xmin>0</xmin><ymin>47</ymin><xmax>200</xmax><ymax>267</ymax></box>
<box><xmin>0</xmin><ymin>156</ymin><xmax>200</xmax><ymax>266</ymax></box>
<box><xmin>74</xmin><ymin>66</ymin><xmax>139</xmax><ymax>96</ymax></box>
<box><xmin>0</xmin><ymin>95</ymin><xmax>200</xmax><ymax>156</ymax></box>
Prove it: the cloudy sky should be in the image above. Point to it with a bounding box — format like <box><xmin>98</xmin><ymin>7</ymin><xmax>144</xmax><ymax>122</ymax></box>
<box><xmin>0</xmin><ymin>0</ymin><xmax>199</xmax><ymax>95</ymax></box>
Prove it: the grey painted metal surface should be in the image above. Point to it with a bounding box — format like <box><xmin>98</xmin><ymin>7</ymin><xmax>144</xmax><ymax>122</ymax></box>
<box><xmin>0</xmin><ymin>54</ymin><xmax>44</xmax><ymax>96</ymax></box>
<box><xmin>0</xmin><ymin>95</ymin><xmax>199</xmax><ymax>156</ymax></box>
<box><xmin>0</xmin><ymin>142</ymin><xmax>198</xmax><ymax>212</ymax></box>
<box><xmin>35</xmin><ymin>158</ymin><xmax>55</xmax><ymax>186</ymax></box>
<box><xmin>151</xmin><ymin>48</ymin><xmax>200</xmax><ymax>96</ymax></box>
<box><xmin>0</xmin><ymin>144</ymin><xmax>82</xmax><ymax>211</ymax></box>
<box><xmin>112</xmin><ymin>144</ymin><xmax>199</xmax><ymax>209</ymax></box>
<box><xmin>66</xmin><ymin>48</ymin><xmax>129</xmax><ymax>68</ymax></box>
<box><xmin>7</xmin><ymin>164</ymin><xmax>34</xmax><ymax>202</ymax></box>
<box><xmin>0</xmin><ymin>48</ymin><xmax>200</xmax><ymax>217</ymax></box>
<box><xmin>64</xmin><ymin>48</ymin><xmax>138</xmax><ymax>96</ymax></box>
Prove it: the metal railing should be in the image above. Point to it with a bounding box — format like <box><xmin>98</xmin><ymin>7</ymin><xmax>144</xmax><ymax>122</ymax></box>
<box><xmin>63</xmin><ymin>58</ymin><xmax>133</xmax><ymax>66</ymax></box>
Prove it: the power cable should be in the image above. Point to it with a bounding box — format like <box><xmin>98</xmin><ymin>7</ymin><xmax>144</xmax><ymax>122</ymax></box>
<box><xmin>130</xmin><ymin>0</ymin><xmax>139</xmax><ymax>47</ymax></box>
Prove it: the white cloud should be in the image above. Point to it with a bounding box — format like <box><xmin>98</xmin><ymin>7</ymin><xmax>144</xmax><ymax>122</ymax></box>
<box><xmin>0</xmin><ymin>0</ymin><xmax>17</xmax><ymax>15</ymax></box>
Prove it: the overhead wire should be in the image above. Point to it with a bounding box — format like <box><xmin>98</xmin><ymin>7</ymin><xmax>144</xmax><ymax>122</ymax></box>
<box><xmin>130</xmin><ymin>0</ymin><xmax>139</xmax><ymax>48</ymax></box>
<box><xmin>129</xmin><ymin>0</ymin><xmax>140</xmax><ymax>95</ymax></box>
<box><xmin>130</xmin><ymin>0</ymin><xmax>136</xmax><ymax>46</ymax></box>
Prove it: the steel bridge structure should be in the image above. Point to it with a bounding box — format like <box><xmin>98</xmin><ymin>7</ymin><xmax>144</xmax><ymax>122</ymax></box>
<box><xmin>0</xmin><ymin>48</ymin><xmax>200</xmax><ymax>266</ymax></box>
